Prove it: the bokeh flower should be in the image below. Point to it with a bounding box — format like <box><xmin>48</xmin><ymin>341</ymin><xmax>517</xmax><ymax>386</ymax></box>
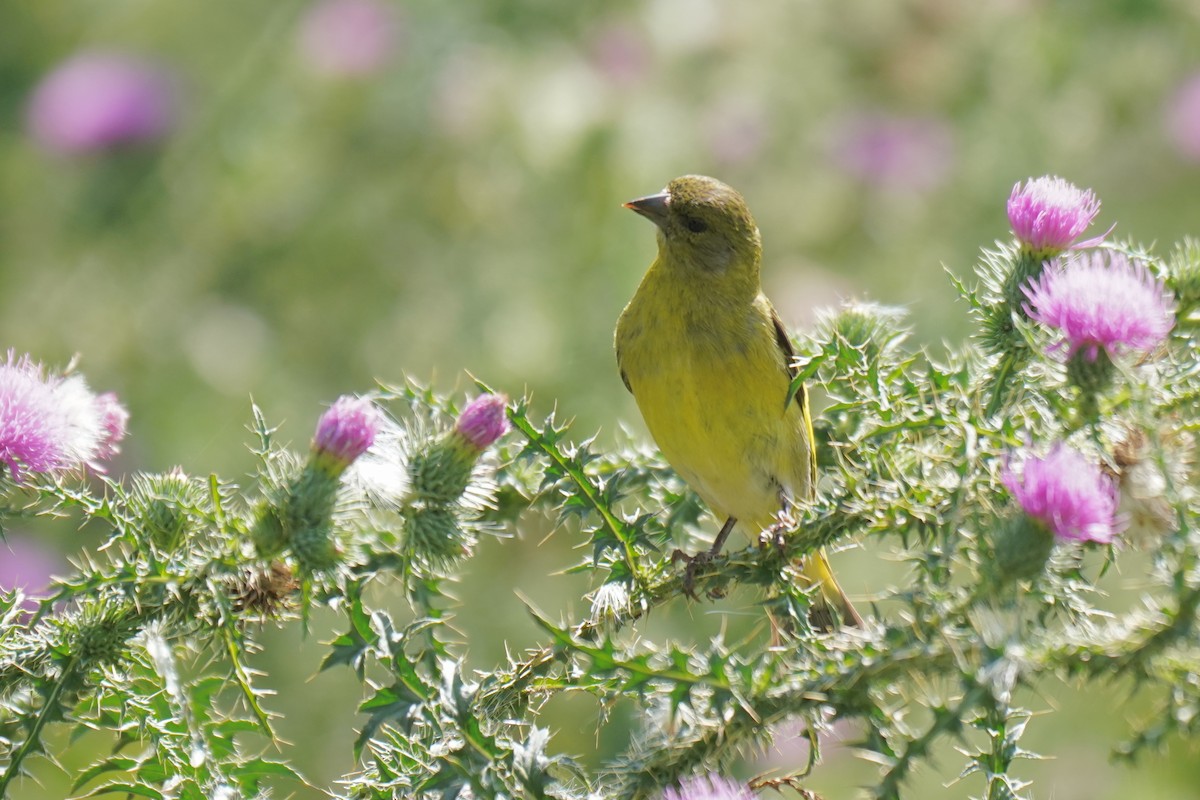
<box><xmin>1002</xmin><ymin>442</ymin><xmax>1120</xmax><ymax>544</ymax></box>
<box><xmin>0</xmin><ymin>352</ymin><xmax>125</xmax><ymax>481</ymax></box>
<box><xmin>1007</xmin><ymin>176</ymin><xmax>1101</xmax><ymax>255</ymax></box>
<box><xmin>1165</xmin><ymin>71</ymin><xmax>1200</xmax><ymax>163</ymax></box>
<box><xmin>588</xmin><ymin>21</ymin><xmax>651</xmax><ymax>87</ymax></box>
<box><xmin>661</xmin><ymin>774</ymin><xmax>753</xmax><ymax>800</ymax></box>
<box><xmin>1022</xmin><ymin>251</ymin><xmax>1175</xmax><ymax>361</ymax></box>
<box><xmin>0</xmin><ymin>535</ymin><xmax>60</xmax><ymax>612</ymax></box>
<box><xmin>453</xmin><ymin>393</ymin><xmax>510</xmax><ymax>451</ymax></box>
<box><xmin>705</xmin><ymin>96</ymin><xmax>770</xmax><ymax>167</ymax></box>
<box><xmin>26</xmin><ymin>51</ymin><xmax>175</xmax><ymax>155</ymax></box>
<box><xmin>828</xmin><ymin>112</ymin><xmax>955</xmax><ymax>193</ymax></box>
<box><xmin>313</xmin><ymin>395</ymin><xmax>381</xmax><ymax>470</ymax></box>
<box><xmin>297</xmin><ymin>0</ymin><xmax>400</xmax><ymax>78</ymax></box>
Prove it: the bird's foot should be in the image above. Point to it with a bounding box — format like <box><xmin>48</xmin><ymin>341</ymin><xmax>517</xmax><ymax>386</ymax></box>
<box><xmin>759</xmin><ymin>507</ymin><xmax>797</xmax><ymax>551</ymax></box>
<box><xmin>671</xmin><ymin>549</ymin><xmax>722</xmax><ymax>599</ymax></box>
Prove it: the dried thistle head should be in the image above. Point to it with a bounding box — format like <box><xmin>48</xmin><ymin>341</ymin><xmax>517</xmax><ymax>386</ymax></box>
<box><xmin>229</xmin><ymin>562</ymin><xmax>299</xmax><ymax>619</ymax></box>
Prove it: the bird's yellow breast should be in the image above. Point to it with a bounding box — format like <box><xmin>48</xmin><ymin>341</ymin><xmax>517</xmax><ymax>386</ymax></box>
<box><xmin>615</xmin><ymin>266</ymin><xmax>813</xmax><ymax>532</ymax></box>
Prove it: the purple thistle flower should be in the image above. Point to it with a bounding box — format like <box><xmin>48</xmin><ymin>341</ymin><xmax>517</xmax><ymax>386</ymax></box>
<box><xmin>1022</xmin><ymin>251</ymin><xmax>1176</xmax><ymax>361</ymax></box>
<box><xmin>1007</xmin><ymin>176</ymin><xmax>1103</xmax><ymax>255</ymax></box>
<box><xmin>313</xmin><ymin>395</ymin><xmax>381</xmax><ymax>468</ymax></box>
<box><xmin>26</xmin><ymin>51</ymin><xmax>176</xmax><ymax>155</ymax></box>
<box><xmin>661</xmin><ymin>774</ymin><xmax>754</xmax><ymax>800</ymax></box>
<box><xmin>1002</xmin><ymin>442</ymin><xmax>1120</xmax><ymax>544</ymax></box>
<box><xmin>0</xmin><ymin>352</ymin><xmax>120</xmax><ymax>481</ymax></box>
<box><xmin>0</xmin><ymin>354</ymin><xmax>70</xmax><ymax>479</ymax></box>
<box><xmin>298</xmin><ymin>0</ymin><xmax>401</xmax><ymax>78</ymax></box>
<box><xmin>454</xmin><ymin>394</ymin><xmax>510</xmax><ymax>451</ymax></box>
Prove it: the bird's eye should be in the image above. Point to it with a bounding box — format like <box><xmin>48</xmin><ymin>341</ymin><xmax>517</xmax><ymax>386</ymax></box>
<box><xmin>683</xmin><ymin>216</ymin><xmax>708</xmax><ymax>234</ymax></box>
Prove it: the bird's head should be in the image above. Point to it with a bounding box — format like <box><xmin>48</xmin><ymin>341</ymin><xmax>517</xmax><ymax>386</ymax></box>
<box><xmin>625</xmin><ymin>175</ymin><xmax>762</xmax><ymax>276</ymax></box>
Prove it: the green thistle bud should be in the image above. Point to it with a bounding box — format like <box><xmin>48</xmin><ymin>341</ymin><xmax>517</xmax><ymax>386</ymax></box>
<box><xmin>406</xmin><ymin>394</ymin><xmax>510</xmax><ymax>507</ymax></box>
<box><xmin>252</xmin><ymin>505</ymin><xmax>288</xmax><ymax>558</ymax></box>
<box><xmin>128</xmin><ymin>469</ymin><xmax>203</xmax><ymax>552</ymax></box>
<box><xmin>817</xmin><ymin>301</ymin><xmax>909</xmax><ymax>368</ymax></box>
<box><xmin>1066</xmin><ymin>349</ymin><xmax>1115</xmax><ymax>420</ymax></box>
<box><xmin>290</xmin><ymin>523</ymin><xmax>342</xmax><ymax>572</ymax></box>
<box><xmin>990</xmin><ymin>514</ymin><xmax>1055</xmax><ymax>584</ymax></box>
<box><xmin>404</xmin><ymin>506</ymin><xmax>470</xmax><ymax>565</ymax></box>
<box><xmin>1166</xmin><ymin>236</ymin><xmax>1200</xmax><ymax>316</ymax></box>
<box><xmin>1002</xmin><ymin>251</ymin><xmax>1048</xmax><ymax>313</ymax></box>
<box><xmin>406</xmin><ymin>438</ymin><xmax>476</xmax><ymax>506</ymax></box>
<box><xmin>253</xmin><ymin>458</ymin><xmax>343</xmax><ymax>560</ymax></box>
<box><xmin>70</xmin><ymin>601</ymin><xmax>138</xmax><ymax>668</ymax></box>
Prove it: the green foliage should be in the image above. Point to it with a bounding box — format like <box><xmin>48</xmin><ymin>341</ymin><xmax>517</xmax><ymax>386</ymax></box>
<box><xmin>1</xmin><ymin>226</ymin><xmax>1198</xmax><ymax>799</ymax></box>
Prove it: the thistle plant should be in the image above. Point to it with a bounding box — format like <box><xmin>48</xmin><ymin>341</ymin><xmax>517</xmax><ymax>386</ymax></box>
<box><xmin>1</xmin><ymin>177</ymin><xmax>1199</xmax><ymax>800</ymax></box>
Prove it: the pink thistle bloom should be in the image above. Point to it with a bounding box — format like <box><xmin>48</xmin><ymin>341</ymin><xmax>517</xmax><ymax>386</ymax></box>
<box><xmin>0</xmin><ymin>354</ymin><xmax>68</xmax><ymax>479</ymax></box>
<box><xmin>1007</xmin><ymin>176</ymin><xmax>1103</xmax><ymax>255</ymax></box>
<box><xmin>313</xmin><ymin>395</ymin><xmax>381</xmax><ymax>467</ymax></box>
<box><xmin>298</xmin><ymin>0</ymin><xmax>400</xmax><ymax>78</ymax></box>
<box><xmin>454</xmin><ymin>394</ymin><xmax>510</xmax><ymax>451</ymax></box>
<box><xmin>1002</xmin><ymin>442</ymin><xmax>1120</xmax><ymax>544</ymax></box>
<box><xmin>0</xmin><ymin>352</ymin><xmax>120</xmax><ymax>481</ymax></box>
<box><xmin>93</xmin><ymin>392</ymin><xmax>130</xmax><ymax>461</ymax></box>
<box><xmin>26</xmin><ymin>51</ymin><xmax>176</xmax><ymax>155</ymax></box>
<box><xmin>1022</xmin><ymin>251</ymin><xmax>1176</xmax><ymax>361</ymax></box>
<box><xmin>661</xmin><ymin>774</ymin><xmax>754</xmax><ymax>800</ymax></box>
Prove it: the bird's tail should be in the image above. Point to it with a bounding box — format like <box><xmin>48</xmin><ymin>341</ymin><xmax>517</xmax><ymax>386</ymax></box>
<box><xmin>798</xmin><ymin>549</ymin><xmax>862</xmax><ymax>632</ymax></box>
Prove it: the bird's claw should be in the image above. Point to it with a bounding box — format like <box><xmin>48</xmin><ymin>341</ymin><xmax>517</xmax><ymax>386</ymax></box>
<box><xmin>759</xmin><ymin>508</ymin><xmax>796</xmax><ymax>551</ymax></box>
<box><xmin>671</xmin><ymin>549</ymin><xmax>721</xmax><ymax>599</ymax></box>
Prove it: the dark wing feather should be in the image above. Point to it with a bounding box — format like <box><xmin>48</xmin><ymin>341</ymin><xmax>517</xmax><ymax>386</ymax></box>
<box><xmin>771</xmin><ymin>308</ymin><xmax>807</xmax><ymax>416</ymax></box>
<box><xmin>771</xmin><ymin>306</ymin><xmax>818</xmax><ymax>501</ymax></box>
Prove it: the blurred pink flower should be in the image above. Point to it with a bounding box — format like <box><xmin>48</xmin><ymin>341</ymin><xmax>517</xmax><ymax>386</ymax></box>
<box><xmin>828</xmin><ymin>111</ymin><xmax>955</xmax><ymax>192</ymax></box>
<box><xmin>0</xmin><ymin>535</ymin><xmax>60</xmax><ymax>605</ymax></box>
<box><xmin>26</xmin><ymin>51</ymin><xmax>176</xmax><ymax>155</ymax></box>
<box><xmin>661</xmin><ymin>774</ymin><xmax>753</xmax><ymax>800</ymax></box>
<box><xmin>706</xmin><ymin>97</ymin><xmax>770</xmax><ymax>167</ymax></box>
<box><xmin>1165</xmin><ymin>72</ymin><xmax>1200</xmax><ymax>163</ymax></box>
<box><xmin>298</xmin><ymin>0</ymin><xmax>400</xmax><ymax>78</ymax></box>
<box><xmin>588</xmin><ymin>22</ymin><xmax>651</xmax><ymax>87</ymax></box>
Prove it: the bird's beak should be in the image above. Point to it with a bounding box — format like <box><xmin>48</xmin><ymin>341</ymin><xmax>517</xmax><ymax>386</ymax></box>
<box><xmin>623</xmin><ymin>190</ymin><xmax>670</xmax><ymax>228</ymax></box>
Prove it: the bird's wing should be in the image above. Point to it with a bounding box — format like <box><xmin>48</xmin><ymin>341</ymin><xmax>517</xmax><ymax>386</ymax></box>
<box><xmin>770</xmin><ymin>307</ymin><xmax>807</xmax><ymax>415</ymax></box>
<box><xmin>770</xmin><ymin>306</ymin><xmax>818</xmax><ymax>499</ymax></box>
<box><xmin>615</xmin><ymin>342</ymin><xmax>633</xmax><ymax>393</ymax></box>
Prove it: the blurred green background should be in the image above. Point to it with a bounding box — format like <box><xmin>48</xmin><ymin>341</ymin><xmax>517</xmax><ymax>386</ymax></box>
<box><xmin>3</xmin><ymin>0</ymin><xmax>1200</xmax><ymax>797</ymax></box>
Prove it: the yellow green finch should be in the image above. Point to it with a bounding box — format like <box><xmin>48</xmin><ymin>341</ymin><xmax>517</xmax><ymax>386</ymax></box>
<box><xmin>615</xmin><ymin>175</ymin><xmax>861</xmax><ymax>630</ymax></box>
